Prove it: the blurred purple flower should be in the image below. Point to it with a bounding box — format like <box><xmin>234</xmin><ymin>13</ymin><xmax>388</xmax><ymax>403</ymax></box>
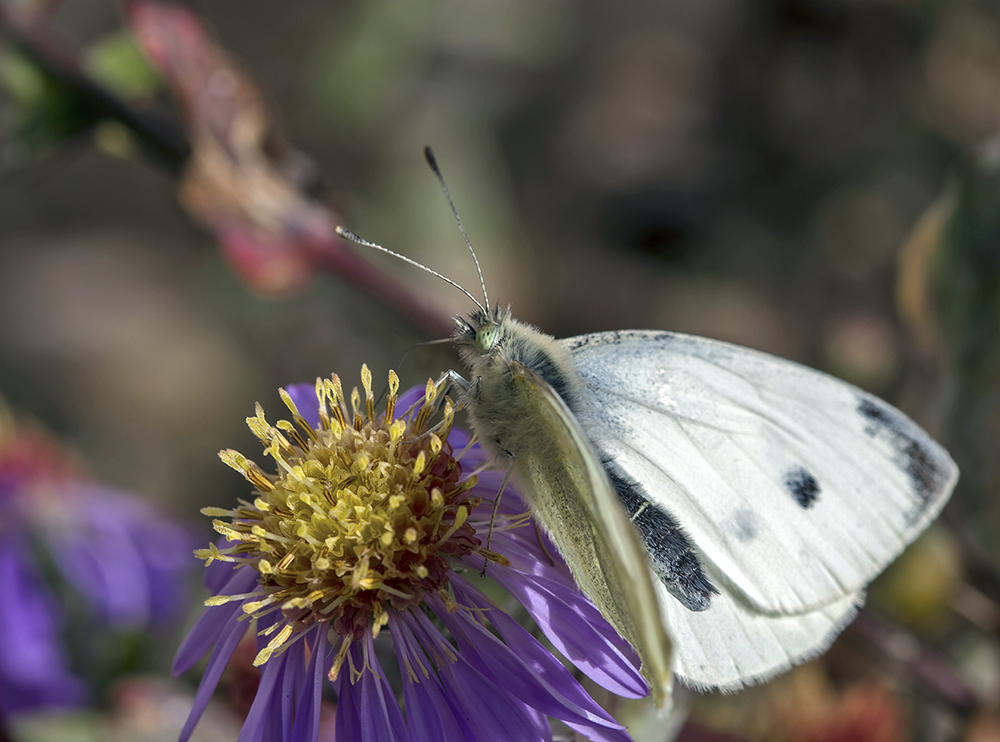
<box><xmin>175</xmin><ymin>369</ymin><xmax>648</xmax><ymax>742</ymax></box>
<box><xmin>0</xmin><ymin>405</ymin><xmax>194</xmax><ymax>716</ymax></box>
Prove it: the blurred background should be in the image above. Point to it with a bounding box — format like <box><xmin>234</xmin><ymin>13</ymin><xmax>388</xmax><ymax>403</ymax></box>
<box><xmin>1</xmin><ymin>0</ymin><xmax>1000</xmax><ymax>740</ymax></box>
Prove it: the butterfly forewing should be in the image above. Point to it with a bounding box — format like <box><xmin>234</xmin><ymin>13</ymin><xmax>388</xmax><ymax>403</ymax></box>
<box><xmin>564</xmin><ymin>331</ymin><xmax>958</xmax><ymax>617</ymax></box>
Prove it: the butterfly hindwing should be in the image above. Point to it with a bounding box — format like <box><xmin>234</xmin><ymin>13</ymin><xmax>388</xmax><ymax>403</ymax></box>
<box><xmin>663</xmin><ymin>581</ymin><xmax>863</xmax><ymax>689</ymax></box>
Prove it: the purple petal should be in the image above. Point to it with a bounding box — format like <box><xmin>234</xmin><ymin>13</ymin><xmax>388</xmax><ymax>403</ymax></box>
<box><xmin>482</xmin><ymin>522</ymin><xmax>572</xmax><ymax>582</ymax></box>
<box><xmin>49</xmin><ymin>509</ymin><xmax>150</xmax><ymax>625</ymax></box>
<box><xmin>261</xmin><ymin>662</ymin><xmax>290</xmax><ymax>742</ymax></box>
<box><xmin>0</xmin><ymin>541</ymin><xmax>86</xmax><ymax>714</ymax></box>
<box><xmin>403</xmin><ymin>656</ymin><xmax>469</xmax><ymax>738</ymax></box>
<box><xmin>437</xmin><ymin>653</ymin><xmax>545</xmax><ymax>742</ymax></box>
<box><xmin>286</xmin><ymin>383</ymin><xmax>321</xmax><ymax>429</ymax></box>
<box><xmin>396</xmin><ymin>385</ymin><xmax>427</xmax><ymax>416</ymax></box>
<box><xmin>445</xmin><ymin>426</ymin><xmax>471</xmax><ymax>452</ymax></box>
<box><xmin>205</xmin><ymin>550</ymin><xmax>243</xmax><ymax>594</ymax></box>
<box><xmin>407</xmin><ymin>610</ymin><xmax>544</xmax><ymax>742</ymax></box>
<box><xmin>280</xmin><ymin>637</ymin><xmax>307</xmax><ymax>736</ymax></box>
<box><xmin>429</xmin><ymin>585</ymin><xmax>631</xmax><ymax>742</ymax></box>
<box><xmin>402</xmin><ymin>671</ymin><xmax>471</xmax><ymax>741</ymax></box>
<box><xmin>178</xmin><ymin>608</ymin><xmax>248</xmax><ymax>742</ymax></box>
<box><xmin>332</xmin><ymin>645</ymin><xmax>364</xmax><ymax>741</ymax></box>
<box><xmin>390</xmin><ymin>612</ymin><xmax>472</xmax><ymax>740</ymax></box>
<box><xmin>489</xmin><ymin>565</ymin><xmax>647</xmax><ymax>699</ymax></box>
<box><xmin>45</xmin><ymin>485</ymin><xmax>194</xmax><ymax>627</ymax></box>
<box><xmin>524</xmin><ymin>705</ymin><xmax>553</xmax><ymax>742</ymax></box>
<box><xmin>290</xmin><ymin>629</ymin><xmax>330</xmax><ymax>742</ymax></box>
<box><xmin>459</xmin><ymin>512</ymin><xmax>643</xmax><ymax>696</ymax></box>
<box><xmin>237</xmin><ymin>641</ymin><xmax>287</xmax><ymax>742</ymax></box>
<box><xmin>452</xmin><ymin>577</ymin><xmax>635</xmax><ymax>742</ymax></box>
<box><xmin>173</xmin><ymin>565</ymin><xmax>258</xmax><ymax>675</ymax></box>
<box><xmin>360</xmin><ymin>633</ymin><xmax>411</xmax><ymax>742</ymax></box>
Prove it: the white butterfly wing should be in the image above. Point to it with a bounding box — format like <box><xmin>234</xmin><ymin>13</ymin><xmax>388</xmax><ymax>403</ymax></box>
<box><xmin>563</xmin><ymin>330</ymin><xmax>956</xmax><ymax>685</ymax></box>
<box><xmin>664</xmin><ymin>585</ymin><xmax>862</xmax><ymax>690</ymax></box>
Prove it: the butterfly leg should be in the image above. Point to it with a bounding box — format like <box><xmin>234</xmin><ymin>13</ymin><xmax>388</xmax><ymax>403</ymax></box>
<box><xmin>532</xmin><ymin>518</ymin><xmax>556</xmax><ymax>567</ymax></box>
<box><xmin>433</xmin><ymin>369</ymin><xmax>472</xmax><ymax>403</ymax></box>
<box><xmin>481</xmin><ymin>450</ymin><xmax>515</xmax><ymax>576</ymax></box>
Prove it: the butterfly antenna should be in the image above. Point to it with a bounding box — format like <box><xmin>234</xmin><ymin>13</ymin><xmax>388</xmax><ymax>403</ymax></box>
<box><xmin>335</xmin><ymin>227</ymin><xmax>487</xmax><ymax>314</ymax></box>
<box><xmin>424</xmin><ymin>146</ymin><xmax>490</xmax><ymax>312</ymax></box>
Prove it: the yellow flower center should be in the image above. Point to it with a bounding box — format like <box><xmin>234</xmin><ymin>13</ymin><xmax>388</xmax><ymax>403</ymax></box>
<box><xmin>199</xmin><ymin>366</ymin><xmax>484</xmax><ymax>667</ymax></box>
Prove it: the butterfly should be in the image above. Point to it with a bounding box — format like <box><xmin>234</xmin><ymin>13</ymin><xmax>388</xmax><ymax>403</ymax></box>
<box><xmin>336</xmin><ymin>149</ymin><xmax>959</xmax><ymax>708</ymax></box>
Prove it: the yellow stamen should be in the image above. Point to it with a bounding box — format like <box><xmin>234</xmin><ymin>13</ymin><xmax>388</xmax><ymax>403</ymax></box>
<box><xmin>328</xmin><ymin>636</ymin><xmax>352</xmax><ymax>681</ymax></box>
<box><xmin>253</xmin><ymin>623</ymin><xmax>294</xmax><ymax>666</ymax></box>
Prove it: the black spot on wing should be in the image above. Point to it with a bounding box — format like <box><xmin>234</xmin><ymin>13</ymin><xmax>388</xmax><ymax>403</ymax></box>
<box><xmin>857</xmin><ymin>397</ymin><xmax>946</xmax><ymax>509</ymax></box>
<box><xmin>604</xmin><ymin>460</ymin><xmax>718</xmax><ymax>612</ymax></box>
<box><xmin>858</xmin><ymin>398</ymin><xmax>893</xmax><ymax>428</ymax></box>
<box><xmin>784</xmin><ymin>466</ymin><xmax>820</xmax><ymax>508</ymax></box>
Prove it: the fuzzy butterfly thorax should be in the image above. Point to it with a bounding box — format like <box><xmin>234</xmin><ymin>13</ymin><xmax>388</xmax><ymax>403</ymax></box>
<box><xmin>452</xmin><ymin>306</ymin><xmax>585</xmax><ymax>459</ymax></box>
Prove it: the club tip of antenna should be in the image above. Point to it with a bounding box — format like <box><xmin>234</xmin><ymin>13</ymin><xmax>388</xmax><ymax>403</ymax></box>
<box><xmin>424</xmin><ymin>146</ymin><xmax>439</xmax><ymax>171</ymax></box>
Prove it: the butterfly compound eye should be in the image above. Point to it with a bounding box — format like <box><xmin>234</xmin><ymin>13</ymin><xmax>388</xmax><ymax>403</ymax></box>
<box><xmin>475</xmin><ymin>323</ymin><xmax>499</xmax><ymax>353</ymax></box>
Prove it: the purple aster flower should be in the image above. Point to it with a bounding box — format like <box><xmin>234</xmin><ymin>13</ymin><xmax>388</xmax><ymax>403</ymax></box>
<box><xmin>175</xmin><ymin>366</ymin><xmax>649</xmax><ymax>742</ymax></box>
<box><xmin>0</xmin><ymin>402</ymin><xmax>194</xmax><ymax>717</ymax></box>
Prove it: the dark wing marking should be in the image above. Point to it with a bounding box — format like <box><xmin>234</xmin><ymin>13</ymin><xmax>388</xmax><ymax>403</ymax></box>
<box><xmin>857</xmin><ymin>397</ymin><xmax>949</xmax><ymax>512</ymax></box>
<box><xmin>604</xmin><ymin>459</ymin><xmax>718</xmax><ymax>611</ymax></box>
<box><xmin>783</xmin><ymin>467</ymin><xmax>820</xmax><ymax>509</ymax></box>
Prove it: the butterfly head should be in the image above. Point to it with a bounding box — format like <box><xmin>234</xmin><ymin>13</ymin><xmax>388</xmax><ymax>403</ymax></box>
<box><xmin>453</xmin><ymin>305</ymin><xmax>513</xmax><ymax>365</ymax></box>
